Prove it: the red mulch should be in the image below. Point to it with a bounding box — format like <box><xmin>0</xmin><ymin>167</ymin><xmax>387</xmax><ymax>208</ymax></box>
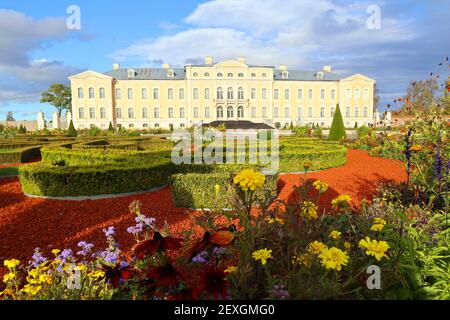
<box><xmin>0</xmin><ymin>150</ymin><xmax>406</xmax><ymax>263</ymax></box>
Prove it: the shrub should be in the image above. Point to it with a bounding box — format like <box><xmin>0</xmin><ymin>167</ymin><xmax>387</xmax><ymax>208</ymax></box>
<box><xmin>328</xmin><ymin>104</ymin><xmax>346</xmax><ymax>141</ymax></box>
<box><xmin>108</xmin><ymin>122</ymin><xmax>114</xmax><ymax>132</ymax></box>
<box><xmin>67</xmin><ymin>120</ymin><xmax>77</xmax><ymax>137</ymax></box>
<box><xmin>0</xmin><ymin>146</ymin><xmax>41</xmax><ymax>164</ymax></box>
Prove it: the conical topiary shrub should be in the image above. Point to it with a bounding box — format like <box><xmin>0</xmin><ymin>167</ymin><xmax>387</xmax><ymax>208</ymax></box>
<box><xmin>328</xmin><ymin>104</ymin><xmax>346</xmax><ymax>141</ymax></box>
<box><xmin>67</xmin><ymin>120</ymin><xmax>77</xmax><ymax>137</ymax></box>
<box><xmin>108</xmin><ymin>121</ymin><xmax>114</xmax><ymax>132</ymax></box>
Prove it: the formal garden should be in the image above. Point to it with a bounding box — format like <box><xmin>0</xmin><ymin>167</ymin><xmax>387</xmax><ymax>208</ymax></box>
<box><xmin>0</xmin><ymin>104</ymin><xmax>448</xmax><ymax>300</ymax></box>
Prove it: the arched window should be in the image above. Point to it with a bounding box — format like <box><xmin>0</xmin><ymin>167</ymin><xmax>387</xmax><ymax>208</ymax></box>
<box><xmin>168</xmin><ymin>88</ymin><xmax>173</xmax><ymax>100</ymax></box>
<box><xmin>115</xmin><ymin>88</ymin><xmax>121</xmax><ymax>99</ymax></box>
<box><xmin>193</xmin><ymin>88</ymin><xmax>199</xmax><ymax>100</ymax></box>
<box><xmin>227</xmin><ymin>87</ymin><xmax>234</xmax><ymax>100</ymax></box>
<box><xmin>204</xmin><ymin>72</ymin><xmax>210</xmax><ymax>77</ymax></box>
<box><xmin>99</xmin><ymin>88</ymin><xmax>105</xmax><ymax>99</ymax></box>
<box><xmin>217</xmin><ymin>73</ymin><xmax>223</xmax><ymax>78</ymax></box>
<box><xmin>89</xmin><ymin>107</ymin><xmax>95</xmax><ymax>119</ymax></box>
<box><xmin>88</xmin><ymin>87</ymin><xmax>95</xmax><ymax>99</ymax></box>
<box><xmin>238</xmin><ymin>87</ymin><xmax>244</xmax><ymax>100</ymax></box>
<box><xmin>262</xmin><ymin>73</ymin><xmax>267</xmax><ymax>78</ymax></box>
<box><xmin>179</xmin><ymin>88</ymin><xmax>185</xmax><ymax>100</ymax></box>
<box><xmin>217</xmin><ymin>106</ymin><xmax>224</xmax><ymax>118</ymax></box>
<box><xmin>204</xmin><ymin>88</ymin><xmax>210</xmax><ymax>99</ymax></box>
<box><xmin>193</xmin><ymin>72</ymin><xmax>199</xmax><ymax>77</ymax></box>
<box><xmin>237</xmin><ymin>106</ymin><xmax>244</xmax><ymax>118</ymax></box>
<box><xmin>238</xmin><ymin>73</ymin><xmax>244</xmax><ymax>78</ymax></box>
<box><xmin>127</xmin><ymin>88</ymin><xmax>133</xmax><ymax>99</ymax></box>
<box><xmin>217</xmin><ymin>87</ymin><xmax>223</xmax><ymax>100</ymax></box>
<box><xmin>227</xmin><ymin>73</ymin><xmax>233</xmax><ymax>78</ymax></box>
<box><xmin>251</xmin><ymin>73</ymin><xmax>256</xmax><ymax>78</ymax></box>
<box><xmin>141</xmin><ymin>88</ymin><xmax>147</xmax><ymax>100</ymax></box>
<box><xmin>153</xmin><ymin>88</ymin><xmax>159</xmax><ymax>100</ymax></box>
<box><xmin>77</xmin><ymin>88</ymin><xmax>84</xmax><ymax>99</ymax></box>
<box><xmin>227</xmin><ymin>106</ymin><xmax>234</xmax><ymax>119</ymax></box>
<box><xmin>116</xmin><ymin>108</ymin><xmax>122</xmax><ymax>119</ymax></box>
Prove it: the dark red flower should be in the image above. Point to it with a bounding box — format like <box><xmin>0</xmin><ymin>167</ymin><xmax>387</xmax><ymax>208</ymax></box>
<box><xmin>183</xmin><ymin>226</ymin><xmax>235</xmax><ymax>261</ymax></box>
<box><xmin>101</xmin><ymin>264</ymin><xmax>134</xmax><ymax>288</ymax></box>
<box><xmin>132</xmin><ymin>232</ymin><xmax>183</xmax><ymax>259</ymax></box>
<box><xmin>146</xmin><ymin>263</ymin><xmax>181</xmax><ymax>289</ymax></box>
<box><xmin>199</xmin><ymin>267</ymin><xmax>228</xmax><ymax>300</ymax></box>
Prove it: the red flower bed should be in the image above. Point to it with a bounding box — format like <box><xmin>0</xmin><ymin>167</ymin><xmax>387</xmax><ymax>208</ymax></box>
<box><xmin>0</xmin><ymin>150</ymin><xmax>406</xmax><ymax>263</ymax></box>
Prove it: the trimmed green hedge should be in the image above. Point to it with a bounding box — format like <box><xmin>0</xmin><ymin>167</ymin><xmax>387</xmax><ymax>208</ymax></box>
<box><xmin>0</xmin><ymin>146</ymin><xmax>42</xmax><ymax>164</ymax></box>
<box><xmin>170</xmin><ymin>172</ymin><xmax>232</xmax><ymax>209</ymax></box>
<box><xmin>19</xmin><ymin>158</ymin><xmax>174</xmax><ymax>197</ymax></box>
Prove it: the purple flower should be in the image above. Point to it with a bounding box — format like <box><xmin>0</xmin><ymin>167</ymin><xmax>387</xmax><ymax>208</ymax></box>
<box><xmin>192</xmin><ymin>251</ymin><xmax>208</xmax><ymax>263</ymax></box>
<box><xmin>103</xmin><ymin>226</ymin><xmax>115</xmax><ymax>238</ymax></box>
<box><xmin>212</xmin><ymin>247</ymin><xmax>226</xmax><ymax>256</ymax></box>
<box><xmin>30</xmin><ymin>248</ymin><xmax>47</xmax><ymax>268</ymax></box>
<box><xmin>269</xmin><ymin>285</ymin><xmax>290</xmax><ymax>300</ymax></box>
<box><xmin>135</xmin><ymin>215</ymin><xmax>156</xmax><ymax>226</ymax></box>
<box><xmin>96</xmin><ymin>249</ymin><xmax>120</xmax><ymax>264</ymax></box>
<box><xmin>127</xmin><ymin>222</ymin><xmax>144</xmax><ymax>235</ymax></box>
<box><xmin>77</xmin><ymin>241</ymin><xmax>94</xmax><ymax>256</ymax></box>
<box><xmin>57</xmin><ymin>249</ymin><xmax>73</xmax><ymax>263</ymax></box>
<box><xmin>434</xmin><ymin>139</ymin><xmax>444</xmax><ymax>183</ymax></box>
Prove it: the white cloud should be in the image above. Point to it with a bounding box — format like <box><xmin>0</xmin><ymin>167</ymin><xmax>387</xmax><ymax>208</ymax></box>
<box><xmin>0</xmin><ymin>9</ymin><xmax>80</xmax><ymax>104</ymax></box>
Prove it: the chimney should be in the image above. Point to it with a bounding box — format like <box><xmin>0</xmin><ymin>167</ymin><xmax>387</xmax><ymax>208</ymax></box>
<box><xmin>323</xmin><ymin>65</ymin><xmax>332</xmax><ymax>73</ymax></box>
<box><xmin>112</xmin><ymin>63</ymin><xmax>120</xmax><ymax>70</ymax></box>
<box><xmin>162</xmin><ymin>63</ymin><xmax>170</xmax><ymax>69</ymax></box>
<box><xmin>279</xmin><ymin>65</ymin><xmax>287</xmax><ymax>71</ymax></box>
<box><xmin>237</xmin><ymin>56</ymin><xmax>246</xmax><ymax>64</ymax></box>
<box><xmin>205</xmin><ymin>56</ymin><xmax>214</xmax><ymax>65</ymax></box>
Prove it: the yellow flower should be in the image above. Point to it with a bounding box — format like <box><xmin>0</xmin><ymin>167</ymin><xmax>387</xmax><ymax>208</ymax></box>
<box><xmin>3</xmin><ymin>272</ymin><xmax>16</xmax><ymax>283</ymax></box>
<box><xmin>74</xmin><ymin>265</ymin><xmax>87</xmax><ymax>272</ymax></box>
<box><xmin>267</xmin><ymin>217</ymin><xmax>285</xmax><ymax>225</ymax></box>
<box><xmin>300</xmin><ymin>201</ymin><xmax>318</xmax><ymax>220</ymax></box>
<box><xmin>312</xmin><ymin>180</ymin><xmax>329</xmax><ymax>193</ymax></box>
<box><xmin>331</xmin><ymin>195</ymin><xmax>352</xmax><ymax>210</ymax></box>
<box><xmin>224</xmin><ymin>266</ymin><xmax>238</xmax><ymax>274</ymax></box>
<box><xmin>319</xmin><ymin>247</ymin><xmax>349</xmax><ymax>271</ymax></box>
<box><xmin>307</xmin><ymin>241</ymin><xmax>327</xmax><ymax>255</ymax></box>
<box><xmin>329</xmin><ymin>230</ymin><xmax>341</xmax><ymax>240</ymax></box>
<box><xmin>0</xmin><ymin>288</ymin><xmax>13</xmax><ymax>297</ymax></box>
<box><xmin>233</xmin><ymin>169</ymin><xmax>266</xmax><ymax>192</ymax></box>
<box><xmin>88</xmin><ymin>270</ymin><xmax>106</xmax><ymax>279</ymax></box>
<box><xmin>214</xmin><ymin>184</ymin><xmax>220</xmax><ymax>196</ymax></box>
<box><xmin>4</xmin><ymin>259</ymin><xmax>20</xmax><ymax>269</ymax></box>
<box><xmin>410</xmin><ymin>144</ymin><xmax>422</xmax><ymax>152</ymax></box>
<box><xmin>292</xmin><ymin>253</ymin><xmax>312</xmax><ymax>268</ymax></box>
<box><xmin>38</xmin><ymin>274</ymin><xmax>52</xmax><ymax>285</ymax></box>
<box><xmin>303</xmin><ymin>161</ymin><xmax>313</xmax><ymax>171</ymax></box>
<box><xmin>21</xmin><ymin>284</ymin><xmax>42</xmax><ymax>296</ymax></box>
<box><xmin>252</xmin><ymin>248</ymin><xmax>273</xmax><ymax>265</ymax></box>
<box><xmin>371</xmin><ymin>218</ymin><xmax>387</xmax><ymax>232</ymax></box>
<box><xmin>344</xmin><ymin>241</ymin><xmax>352</xmax><ymax>251</ymax></box>
<box><xmin>359</xmin><ymin>237</ymin><xmax>389</xmax><ymax>261</ymax></box>
<box><xmin>51</xmin><ymin>249</ymin><xmax>61</xmax><ymax>256</ymax></box>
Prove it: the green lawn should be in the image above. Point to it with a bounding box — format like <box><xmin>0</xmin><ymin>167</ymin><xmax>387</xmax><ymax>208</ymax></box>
<box><xmin>0</xmin><ymin>166</ymin><xmax>19</xmax><ymax>176</ymax></box>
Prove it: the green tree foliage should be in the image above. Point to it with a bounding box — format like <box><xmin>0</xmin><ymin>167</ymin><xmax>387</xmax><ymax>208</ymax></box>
<box><xmin>108</xmin><ymin>122</ymin><xmax>114</xmax><ymax>132</ymax></box>
<box><xmin>40</xmin><ymin>84</ymin><xmax>72</xmax><ymax>117</ymax></box>
<box><xmin>328</xmin><ymin>104</ymin><xmax>346</xmax><ymax>141</ymax></box>
<box><xmin>6</xmin><ymin>111</ymin><xmax>15</xmax><ymax>121</ymax></box>
<box><xmin>67</xmin><ymin>120</ymin><xmax>77</xmax><ymax>137</ymax></box>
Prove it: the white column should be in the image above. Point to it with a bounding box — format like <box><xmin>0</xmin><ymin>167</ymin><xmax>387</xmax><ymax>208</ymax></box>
<box><xmin>37</xmin><ymin>112</ymin><xmax>45</xmax><ymax>130</ymax></box>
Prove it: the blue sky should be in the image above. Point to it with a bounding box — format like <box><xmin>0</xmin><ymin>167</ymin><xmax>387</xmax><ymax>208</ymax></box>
<box><xmin>0</xmin><ymin>0</ymin><xmax>449</xmax><ymax>120</ymax></box>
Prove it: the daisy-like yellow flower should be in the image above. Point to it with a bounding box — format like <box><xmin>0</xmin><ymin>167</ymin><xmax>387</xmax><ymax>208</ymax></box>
<box><xmin>331</xmin><ymin>195</ymin><xmax>352</xmax><ymax>210</ymax></box>
<box><xmin>267</xmin><ymin>217</ymin><xmax>285</xmax><ymax>225</ymax></box>
<box><xmin>74</xmin><ymin>265</ymin><xmax>87</xmax><ymax>272</ymax></box>
<box><xmin>51</xmin><ymin>249</ymin><xmax>61</xmax><ymax>256</ymax></box>
<box><xmin>329</xmin><ymin>230</ymin><xmax>341</xmax><ymax>240</ymax></box>
<box><xmin>344</xmin><ymin>241</ymin><xmax>352</xmax><ymax>251</ymax></box>
<box><xmin>4</xmin><ymin>259</ymin><xmax>20</xmax><ymax>269</ymax></box>
<box><xmin>371</xmin><ymin>218</ymin><xmax>387</xmax><ymax>232</ymax></box>
<box><xmin>88</xmin><ymin>270</ymin><xmax>106</xmax><ymax>279</ymax></box>
<box><xmin>21</xmin><ymin>284</ymin><xmax>42</xmax><ymax>296</ymax></box>
<box><xmin>359</xmin><ymin>237</ymin><xmax>389</xmax><ymax>261</ymax></box>
<box><xmin>300</xmin><ymin>201</ymin><xmax>318</xmax><ymax>220</ymax></box>
<box><xmin>3</xmin><ymin>272</ymin><xmax>16</xmax><ymax>283</ymax></box>
<box><xmin>0</xmin><ymin>288</ymin><xmax>13</xmax><ymax>297</ymax></box>
<box><xmin>224</xmin><ymin>266</ymin><xmax>238</xmax><ymax>274</ymax></box>
<box><xmin>292</xmin><ymin>253</ymin><xmax>312</xmax><ymax>268</ymax></box>
<box><xmin>214</xmin><ymin>184</ymin><xmax>221</xmax><ymax>196</ymax></box>
<box><xmin>319</xmin><ymin>247</ymin><xmax>349</xmax><ymax>271</ymax></box>
<box><xmin>252</xmin><ymin>248</ymin><xmax>273</xmax><ymax>265</ymax></box>
<box><xmin>303</xmin><ymin>161</ymin><xmax>313</xmax><ymax>171</ymax></box>
<box><xmin>307</xmin><ymin>241</ymin><xmax>327</xmax><ymax>255</ymax></box>
<box><xmin>233</xmin><ymin>169</ymin><xmax>266</xmax><ymax>192</ymax></box>
<box><xmin>312</xmin><ymin>180</ymin><xmax>329</xmax><ymax>193</ymax></box>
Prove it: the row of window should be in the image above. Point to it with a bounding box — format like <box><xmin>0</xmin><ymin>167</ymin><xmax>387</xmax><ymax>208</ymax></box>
<box><xmin>78</xmin><ymin>87</ymin><xmax>363</xmax><ymax>101</ymax></box>
<box><xmin>192</xmin><ymin>72</ymin><xmax>268</xmax><ymax>79</ymax></box>
<box><xmin>345</xmin><ymin>88</ymin><xmax>370</xmax><ymax>99</ymax></box>
<box><xmin>78</xmin><ymin>106</ymin><xmax>370</xmax><ymax>120</ymax></box>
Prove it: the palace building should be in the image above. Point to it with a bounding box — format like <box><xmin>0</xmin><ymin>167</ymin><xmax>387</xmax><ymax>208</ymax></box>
<box><xmin>69</xmin><ymin>56</ymin><xmax>376</xmax><ymax>130</ymax></box>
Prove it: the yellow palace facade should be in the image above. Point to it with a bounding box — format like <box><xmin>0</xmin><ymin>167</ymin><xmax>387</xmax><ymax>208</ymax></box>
<box><xmin>69</xmin><ymin>56</ymin><xmax>376</xmax><ymax>130</ymax></box>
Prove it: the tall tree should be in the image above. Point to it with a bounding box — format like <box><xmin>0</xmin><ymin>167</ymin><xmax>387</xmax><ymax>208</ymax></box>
<box><xmin>6</xmin><ymin>111</ymin><xmax>15</xmax><ymax>121</ymax></box>
<box><xmin>373</xmin><ymin>83</ymin><xmax>380</xmax><ymax>112</ymax></box>
<box><xmin>401</xmin><ymin>78</ymin><xmax>439</xmax><ymax>114</ymax></box>
<box><xmin>40</xmin><ymin>84</ymin><xmax>72</xmax><ymax>117</ymax></box>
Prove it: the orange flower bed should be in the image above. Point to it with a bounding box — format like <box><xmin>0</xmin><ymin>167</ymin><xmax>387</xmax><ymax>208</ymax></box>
<box><xmin>0</xmin><ymin>150</ymin><xmax>406</xmax><ymax>263</ymax></box>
